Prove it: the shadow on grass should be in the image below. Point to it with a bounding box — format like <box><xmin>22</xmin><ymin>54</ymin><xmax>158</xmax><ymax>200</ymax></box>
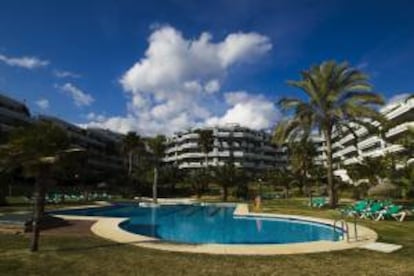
<box><xmin>2</xmin><ymin>237</ymin><xmax>201</xmax><ymax>257</ymax></box>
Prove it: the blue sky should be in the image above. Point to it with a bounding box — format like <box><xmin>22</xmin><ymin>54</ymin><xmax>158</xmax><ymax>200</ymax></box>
<box><xmin>0</xmin><ymin>0</ymin><xmax>413</xmax><ymax>135</ymax></box>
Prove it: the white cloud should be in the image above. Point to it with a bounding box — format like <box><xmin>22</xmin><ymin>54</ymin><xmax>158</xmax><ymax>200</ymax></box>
<box><xmin>53</xmin><ymin>70</ymin><xmax>81</xmax><ymax>78</ymax></box>
<box><xmin>206</xmin><ymin>91</ymin><xmax>280</xmax><ymax>130</ymax></box>
<box><xmin>0</xmin><ymin>54</ymin><xmax>49</xmax><ymax>69</ymax></box>
<box><xmin>86</xmin><ymin>25</ymin><xmax>274</xmax><ymax>135</ymax></box>
<box><xmin>35</xmin><ymin>98</ymin><xmax>49</xmax><ymax>110</ymax></box>
<box><xmin>57</xmin><ymin>82</ymin><xmax>94</xmax><ymax>107</ymax></box>
<box><xmin>86</xmin><ymin>112</ymin><xmax>106</xmax><ymax>122</ymax></box>
<box><xmin>81</xmin><ymin>116</ymin><xmax>137</xmax><ymax>134</ymax></box>
<box><xmin>387</xmin><ymin>93</ymin><xmax>411</xmax><ymax>105</ymax></box>
<box><xmin>218</xmin><ymin>32</ymin><xmax>272</xmax><ymax>67</ymax></box>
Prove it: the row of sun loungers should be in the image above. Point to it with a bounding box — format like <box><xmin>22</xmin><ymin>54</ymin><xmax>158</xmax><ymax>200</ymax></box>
<box><xmin>45</xmin><ymin>192</ymin><xmax>112</xmax><ymax>203</ymax></box>
<box><xmin>340</xmin><ymin>200</ymin><xmax>408</xmax><ymax>222</ymax></box>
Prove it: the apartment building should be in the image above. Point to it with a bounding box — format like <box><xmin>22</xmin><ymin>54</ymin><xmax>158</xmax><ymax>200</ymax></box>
<box><xmin>332</xmin><ymin>96</ymin><xmax>413</xmax><ymax>182</ymax></box>
<box><xmin>333</xmin><ymin>96</ymin><xmax>413</xmax><ymax>165</ymax></box>
<box><xmin>0</xmin><ymin>93</ymin><xmax>33</xmax><ymax>134</ymax></box>
<box><xmin>164</xmin><ymin>124</ymin><xmax>281</xmax><ymax>170</ymax></box>
<box><xmin>269</xmin><ymin>96</ymin><xmax>413</xmax><ymax>182</ymax></box>
<box><xmin>38</xmin><ymin>115</ymin><xmax>124</xmax><ymax>176</ymax></box>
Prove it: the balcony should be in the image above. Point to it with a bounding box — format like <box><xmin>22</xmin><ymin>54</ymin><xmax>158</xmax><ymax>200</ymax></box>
<box><xmin>384</xmin><ymin>144</ymin><xmax>404</xmax><ymax>154</ymax></box>
<box><xmin>336</xmin><ymin>133</ymin><xmax>355</xmax><ymax>146</ymax></box>
<box><xmin>179</xmin><ymin>152</ymin><xmax>204</xmax><ymax>159</ymax></box>
<box><xmin>179</xmin><ymin>142</ymin><xmax>199</xmax><ymax>150</ymax></box>
<box><xmin>343</xmin><ymin>157</ymin><xmax>360</xmax><ymax>165</ymax></box>
<box><xmin>386</xmin><ymin>122</ymin><xmax>414</xmax><ymax>138</ymax></box>
<box><xmin>361</xmin><ymin>149</ymin><xmax>384</xmax><ymax>158</ymax></box>
<box><xmin>358</xmin><ymin>136</ymin><xmax>382</xmax><ymax>150</ymax></box>
<box><xmin>175</xmin><ymin>133</ymin><xmax>199</xmax><ymax>142</ymax></box>
<box><xmin>385</xmin><ymin>98</ymin><xmax>414</xmax><ymax>120</ymax></box>
<box><xmin>336</xmin><ymin>145</ymin><xmax>357</xmax><ymax>157</ymax></box>
<box><xmin>165</xmin><ymin>146</ymin><xmax>179</xmax><ymax>154</ymax></box>
<box><xmin>178</xmin><ymin>162</ymin><xmax>204</xmax><ymax>169</ymax></box>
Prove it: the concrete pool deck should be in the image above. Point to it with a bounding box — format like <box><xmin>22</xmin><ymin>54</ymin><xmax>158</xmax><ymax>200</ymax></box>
<box><xmin>53</xmin><ymin>203</ymin><xmax>378</xmax><ymax>255</ymax></box>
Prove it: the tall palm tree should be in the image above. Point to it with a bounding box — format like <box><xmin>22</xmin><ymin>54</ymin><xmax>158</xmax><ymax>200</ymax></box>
<box><xmin>147</xmin><ymin>135</ymin><xmax>166</xmax><ymax>203</ymax></box>
<box><xmin>122</xmin><ymin>132</ymin><xmax>145</xmax><ymax>177</ymax></box>
<box><xmin>0</xmin><ymin>121</ymin><xmax>75</xmax><ymax>252</ymax></box>
<box><xmin>196</xmin><ymin>129</ymin><xmax>214</xmax><ymax>168</ymax></box>
<box><xmin>273</xmin><ymin>61</ymin><xmax>384</xmax><ymax>208</ymax></box>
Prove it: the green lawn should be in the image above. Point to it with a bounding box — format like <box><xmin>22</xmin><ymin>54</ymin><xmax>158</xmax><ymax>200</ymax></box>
<box><xmin>1</xmin><ymin>198</ymin><xmax>413</xmax><ymax>276</ymax></box>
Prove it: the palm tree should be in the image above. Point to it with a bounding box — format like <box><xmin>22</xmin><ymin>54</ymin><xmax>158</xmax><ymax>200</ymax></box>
<box><xmin>273</xmin><ymin>61</ymin><xmax>384</xmax><ymax>208</ymax></box>
<box><xmin>196</xmin><ymin>129</ymin><xmax>214</xmax><ymax>168</ymax></box>
<box><xmin>147</xmin><ymin>135</ymin><xmax>166</xmax><ymax>203</ymax></box>
<box><xmin>122</xmin><ymin>132</ymin><xmax>145</xmax><ymax>177</ymax></box>
<box><xmin>0</xmin><ymin>121</ymin><xmax>80</xmax><ymax>252</ymax></box>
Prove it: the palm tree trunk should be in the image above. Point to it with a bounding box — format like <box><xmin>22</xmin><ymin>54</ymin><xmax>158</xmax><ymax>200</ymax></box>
<box><xmin>31</xmin><ymin>168</ymin><xmax>47</xmax><ymax>252</ymax></box>
<box><xmin>324</xmin><ymin>130</ymin><xmax>336</xmax><ymax>208</ymax></box>
<box><xmin>205</xmin><ymin>154</ymin><xmax>208</xmax><ymax>168</ymax></box>
<box><xmin>128</xmin><ymin>151</ymin><xmax>133</xmax><ymax>176</ymax></box>
<box><xmin>223</xmin><ymin>184</ymin><xmax>228</xmax><ymax>202</ymax></box>
<box><xmin>153</xmin><ymin>166</ymin><xmax>158</xmax><ymax>204</ymax></box>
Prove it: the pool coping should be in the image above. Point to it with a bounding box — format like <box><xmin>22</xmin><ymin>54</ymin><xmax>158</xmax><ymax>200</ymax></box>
<box><xmin>53</xmin><ymin>203</ymin><xmax>378</xmax><ymax>255</ymax></box>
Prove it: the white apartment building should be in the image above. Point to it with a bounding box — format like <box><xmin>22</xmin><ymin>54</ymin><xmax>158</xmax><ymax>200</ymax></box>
<box><xmin>333</xmin><ymin>96</ymin><xmax>413</xmax><ymax>164</ymax></box>
<box><xmin>309</xmin><ymin>133</ymin><xmax>327</xmax><ymax>166</ymax></box>
<box><xmin>164</xmin><ymin>124</ymin><xmax>282</xmax><ymax>170</ymax></box>
<box><xmin>333</xmin><ymin>95</ymin><xmax>413</xmax><ymax>182</ymax></box>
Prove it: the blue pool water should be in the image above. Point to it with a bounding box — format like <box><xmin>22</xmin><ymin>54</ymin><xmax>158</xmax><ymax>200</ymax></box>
<box><xmin>51</xmin><ymin>204</ymin><xmax>342</xmax><ymax>244</ymax></box>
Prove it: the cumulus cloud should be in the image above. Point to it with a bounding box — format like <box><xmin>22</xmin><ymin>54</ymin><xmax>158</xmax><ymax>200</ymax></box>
<box><xmin>86</xmin><ymin>25</ymin><xmax>274</xmax><ymax>135</ymax></box>
<box><xmin>81</xmin><ymin>115</ymin><xmax>137</xmax><ymax>134</ymax></box>
<box><xmin>53</xmin><ymin>69</ymin><xmax>81</xmax><ymax>78</ymax></box>
<box><xmin>0</xmin><ymin>54</ymin><xmax>49</xmax><ymax>69</ymax></box>
<box><xmin>35</xmin><ymin>98</ymin><xmax>49</xmax><ymax>110</ymax></box>
<box><xmin>206</xmin><ymin>91</ymin><xmax>280</xmax><ymax>129</ymax></box>
<box><xmin>57</xmin><ymin>82</ymin><xmax>94</xmax><ymax>107</ymax></box>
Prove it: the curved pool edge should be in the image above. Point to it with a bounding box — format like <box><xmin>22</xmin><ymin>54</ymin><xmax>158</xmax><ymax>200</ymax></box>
<box><xmin>64</xmin><ymin>203</ymin><xmax>378</xmax><ymax>255</ymax></box>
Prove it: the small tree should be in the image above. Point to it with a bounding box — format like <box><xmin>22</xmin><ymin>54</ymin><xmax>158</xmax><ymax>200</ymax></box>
<box><xmin>214</xmin><ymin>163</ymin><xmax>247</xmax><ymax>201</ymax></box>
<box><xmin>287</xmin><ymin>140</ymin><xmax>317</xmax><ymax>195</ymax></box>
<box><xmin>0</xmin><ymin>122</ymin><xmax>76</xmax><ymax>252</ymax></box>
<box><xmin>184</xmin><ymin>169</ymin><xmax>209</xmax><ymax>198</ymax></box>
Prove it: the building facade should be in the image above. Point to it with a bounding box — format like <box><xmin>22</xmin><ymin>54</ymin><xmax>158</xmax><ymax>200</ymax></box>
<box><xmin>164</xmin><ymin>124</ymin><xmax>281</xmax><ymax>170</ymax></box>
<box><xmin>331</xmin><ymin>96</ymin><xmax>413</xmax><ymax>182</ymax></box>
<box><xmin>38</xmin><ymin>115</ymin><xmax>124</xmax><ymax>176</ymax></box>
<box><xmin>0</xmin><ymin>93</ymin><xmax>33</xmax><ymax>134</ymax></box>
<box><xmin>333</xmin><ymin>97</ymin><xmax>413</xmax><ymax>163</ymax></box>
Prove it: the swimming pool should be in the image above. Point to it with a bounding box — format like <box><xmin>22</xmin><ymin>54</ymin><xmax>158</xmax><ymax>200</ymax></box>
<box><xmin>51</xmin><ymin>203</ymin><xmax>342</xmax><ymax>245</ymax></box>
